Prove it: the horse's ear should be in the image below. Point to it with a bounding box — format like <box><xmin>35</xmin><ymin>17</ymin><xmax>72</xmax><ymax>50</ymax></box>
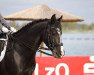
<box><xmin>58</xmin><ymin>15</ymin><xmax>63</xmax><ymax>22</ymax></box>
<box><xmin>50</xmin><ymin>14</ymin><xmax>56</xmax><ymax>24</ymax></box>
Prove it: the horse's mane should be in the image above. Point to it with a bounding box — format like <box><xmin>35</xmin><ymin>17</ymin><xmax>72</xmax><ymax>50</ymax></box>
<box><xmin>13</xmin><ymin>19</ymin><xmax>49</xmax><ymax>37</ymax></box>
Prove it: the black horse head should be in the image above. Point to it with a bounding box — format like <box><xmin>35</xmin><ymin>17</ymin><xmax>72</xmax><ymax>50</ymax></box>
<box><xmin>42</xmin><ymin>14</ymin><xmax>63</xmax><ymax>58</ymax></box>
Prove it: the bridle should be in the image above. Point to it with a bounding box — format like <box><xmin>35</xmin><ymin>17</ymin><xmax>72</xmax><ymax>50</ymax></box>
<box><xmin>38</xmin><ymin>25</ymin><xmax>63</xmax><ymax>56</ymax></box>
<box><xmin>47</xmin><ymin>25</ymin><xmax>62</xmax><ymax>49</ymax></box>
<box><xmin>47</xmin><ymin>30</ymin><xmax>61</xmax><ymax>50</ymax></box>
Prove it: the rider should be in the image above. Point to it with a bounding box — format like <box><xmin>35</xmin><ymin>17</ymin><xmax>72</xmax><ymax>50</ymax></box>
<box><xmin>0</xmin><ymin>13</ymin><xmax>16</xmax><ymax>57</ymax></box>
<box><xmin>0</xmin><ymin>13</ymin><xmax>16</xmax><ymax>37</ymax></box>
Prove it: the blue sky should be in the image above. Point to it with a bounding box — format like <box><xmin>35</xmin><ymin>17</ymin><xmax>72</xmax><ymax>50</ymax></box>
<box><xmin>0</xmin><ymin>0</ymin><xmax>94</xmax><ymax>24</ymax></box>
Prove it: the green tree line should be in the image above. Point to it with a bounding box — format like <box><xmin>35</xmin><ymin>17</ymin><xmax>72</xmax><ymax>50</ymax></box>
<box><xmin>62</xmin><ymin>22</ymin><xmax>94</xmax><ymax>32</ymax></box>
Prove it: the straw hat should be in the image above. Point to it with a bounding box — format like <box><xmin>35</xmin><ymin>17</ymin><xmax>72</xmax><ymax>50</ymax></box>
<box><xmin>4</xmin><ymin>5</ymin><xmax>84</xmax><ymax>22</ymax></box>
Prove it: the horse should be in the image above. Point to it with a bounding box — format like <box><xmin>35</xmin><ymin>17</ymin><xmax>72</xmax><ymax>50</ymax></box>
<box><xmin>0</xmin><ymin>14</ymin><xmax>64</xmax><ymax>75</ymax></box>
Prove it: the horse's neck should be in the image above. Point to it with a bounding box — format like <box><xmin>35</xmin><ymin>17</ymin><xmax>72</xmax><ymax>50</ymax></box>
<box><xmin>13</xmin><ymin>23</ymin><xmax>47</xmax><ymax>51</ymax></box>
<box><xmin>25</xmin><ymin>24</ymin><xmax>46</xmax><ymax>48</ymax></box>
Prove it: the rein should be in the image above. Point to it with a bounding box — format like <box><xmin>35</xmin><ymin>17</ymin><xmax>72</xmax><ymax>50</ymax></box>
<box><xmin>38</xmin><ymin>47</ymin><xmax>53</xmax><ymax>56</ymax></box>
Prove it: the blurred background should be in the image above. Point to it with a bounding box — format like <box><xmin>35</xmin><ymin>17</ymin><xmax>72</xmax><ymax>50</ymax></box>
<box><xmin>0</xmin><ymin>0</ymin><xmax>94</xmax><ymax>56</ymax></box>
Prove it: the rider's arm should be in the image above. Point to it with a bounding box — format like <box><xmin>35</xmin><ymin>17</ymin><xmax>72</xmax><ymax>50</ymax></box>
<box><xmin>0</xmin><ymin>13</ymin><xmax>11</xmax><ymax>30</ymax></box>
